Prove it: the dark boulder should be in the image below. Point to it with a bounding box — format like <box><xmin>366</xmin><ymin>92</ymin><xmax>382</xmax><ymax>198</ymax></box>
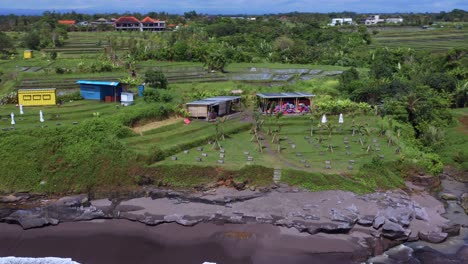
<box><xmin>418</xmin><ymin>231</ymin><xmax>448</xmax><ymax>243</ymax></box>
<box><xmin>382</xmin><ymin>222</ymin><xmax>410</xmax><ymax>240</ymax></box>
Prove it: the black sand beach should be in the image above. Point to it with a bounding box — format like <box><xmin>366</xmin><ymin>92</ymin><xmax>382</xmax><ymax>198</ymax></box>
<box><xmin>0</xmin><ymin>219</ymin><xmax>368</xmax><ymax>264</ymax></box>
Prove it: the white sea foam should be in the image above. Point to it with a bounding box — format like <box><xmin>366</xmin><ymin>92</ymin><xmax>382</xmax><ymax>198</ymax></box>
<box><xmin>0</xmin><ymin>257</ymin><xmax>80</xmax><ymax>264</ymax></box>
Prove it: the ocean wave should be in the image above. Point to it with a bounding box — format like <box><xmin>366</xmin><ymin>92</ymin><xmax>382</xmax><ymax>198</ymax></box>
<box><xmin>0</xmin><ymin>257</ymin><xmax>80</xmax><ymax>264</ymax></box>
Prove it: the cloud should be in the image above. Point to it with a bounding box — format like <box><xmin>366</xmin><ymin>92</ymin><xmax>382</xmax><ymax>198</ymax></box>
<box><xmin>1</xmin><ymin>0</ymin><xmax>466</xmax><ymax>14</ymax></box>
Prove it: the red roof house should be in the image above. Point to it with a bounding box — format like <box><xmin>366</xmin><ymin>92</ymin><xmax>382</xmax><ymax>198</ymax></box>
<box><xmin>58</xmin><ymin>20</ymin><xmax>76</xmax><ymax>25</ymax></box>
<box><xmin>114</xmin><ymin>16</ymin><xmax>166</xmax><ymax>31</ymax></box>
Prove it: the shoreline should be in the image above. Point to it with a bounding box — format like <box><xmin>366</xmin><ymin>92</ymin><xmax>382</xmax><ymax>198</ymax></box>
<box><xmin>0</xmin><ymin>220</ymin><xmax>369</xmax><ymax>264</ymax></box>
<box><xmin>1</xmin><ymin>176</ymin><xmax>467</xmax><ymax>263</ymax></box>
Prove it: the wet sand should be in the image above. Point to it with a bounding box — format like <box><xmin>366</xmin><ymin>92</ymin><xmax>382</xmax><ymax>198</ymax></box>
<box><xmin>0</xmin><ymin>220</ymin><xmax>368</xmax><ymax>264</ymax></box>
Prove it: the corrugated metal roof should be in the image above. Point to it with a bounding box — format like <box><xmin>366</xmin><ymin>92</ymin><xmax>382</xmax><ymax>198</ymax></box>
<box><xmin>77</xmin><ymin>80</ymin><xmax>120</xmax><ymax>86</ymax></box>
<box><xmin>256</xmin><ymin>92</ymin><xmax>315</xmax><ymax>99</ymax></box>
<box><xmin>186</xmin><ymin>96</ymin><xmax>241</xmax><ymax>106</ymax></box>
<box><xmin>18</xmin><ymin>88</ymin><xmax>56</xmax><ymax>92</ymax></box>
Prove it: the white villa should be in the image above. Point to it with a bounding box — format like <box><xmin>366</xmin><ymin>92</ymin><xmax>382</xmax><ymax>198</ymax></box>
<box><xmin>328</xmin><ymin>18</ymin><xmax>353</xmax><ymax>26</ymax></box>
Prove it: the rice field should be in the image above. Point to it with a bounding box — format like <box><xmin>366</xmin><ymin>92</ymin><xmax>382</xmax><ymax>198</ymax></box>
<box><xmin>369</xmin><ymin>27</ymin><xmax>468</xmax><ymax>53</ymax></box>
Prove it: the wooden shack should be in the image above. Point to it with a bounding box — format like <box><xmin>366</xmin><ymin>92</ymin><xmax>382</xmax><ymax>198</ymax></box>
<box><xmin>186</xmin><ymin>96</ymin><xmax>241</xmax><ymax>120</ymax></box>
<box><xmin>18</xmin><ymin>88</ymin><xmax>57</xmax><ymax>106</ymax></box>
<box><xmin>257</xmin><ymin>92</ymin><xmax>315</xmax><ymax>114</ymax></box>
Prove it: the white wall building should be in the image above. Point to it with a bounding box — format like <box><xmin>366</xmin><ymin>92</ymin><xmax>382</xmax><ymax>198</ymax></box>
<box><xmin>385</xmin><ymin>17</ymin><xmax>404</xmax><ymax>23</ymax></box>
<box><xmin>363</xmin><ymin>15</ymin><xmax>385</xmax><ymax>25</ymax></box>
<box><xmin>328</xmin><ymin>18</ymin><xmax>353</xmax><ymax>26</ymax></box>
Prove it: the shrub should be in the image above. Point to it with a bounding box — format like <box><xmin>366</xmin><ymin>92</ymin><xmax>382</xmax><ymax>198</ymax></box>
<box><xmin>144</xmin><ymin>69</ymin><xmax>168</xmax><ymax>89</ymax></box>
<box><xmin>0</xmin><ymin>92</ymin><xmax>18</xmax><ymax>105</ymax></box>
<box><xmin>143</xmin><ymin>89</ymin><xmax>173</xmax><ymax>103</ymax></box>
<box><xmin>57</xmin><ymin>91</ymin><xmax>83</xmax><ymax>102</ymax></box>
<box><xmin>315</xmin><ymin>98</ymin><xmax>371</xmax><ymax>114</ymax></box>
<box><xmin>55</xmin><ymin>67</ymin><xmax>65</xmax><ymax>74</ymax></box>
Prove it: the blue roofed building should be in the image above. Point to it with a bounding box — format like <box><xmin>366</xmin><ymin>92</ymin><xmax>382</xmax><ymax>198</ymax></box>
<box><xmin>76</xmin><ymin>80</ymin><xmax>123</xmax><ymax>102</ymax></box>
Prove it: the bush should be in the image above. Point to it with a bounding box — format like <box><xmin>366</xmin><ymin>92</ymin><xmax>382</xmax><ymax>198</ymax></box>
<box><xmin>143</xmin><ymin>88</ymin><xmax>173</xmax><ymax>103</ymax></box>
<box><xmin>144</xmin><ymin>69</ymin><xmax>168</xmax><ymax>89</ymax></box>
<box><xmin>0</xmin><ymin>92</ymin><xmax>18</xmax><ymax>105</ymax></box>
<box><xmin>57</xmin><ymin>91</ymin><xmax>83</xmax><ymax>102</ymax></box>
<box><xmin>55</xmin><ymin>67</ymin><xmax>65</xmax><ymax>74</ymax></box>
<box><xmin>315</xmin><ymin>97</ymin><xmax>371</xmax><ymax>114</ymax></box>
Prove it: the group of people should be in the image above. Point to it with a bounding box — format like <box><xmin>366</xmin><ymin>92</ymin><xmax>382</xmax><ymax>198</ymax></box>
<box><xmin>267</xmin><ymin>102</ymin><xmax>310</xmax><ymax>114</ymax></box>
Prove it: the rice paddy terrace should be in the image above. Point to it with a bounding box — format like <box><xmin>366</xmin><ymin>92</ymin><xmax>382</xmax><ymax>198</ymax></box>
<box><xmin>369</xmin><ymin>26</ymin><xmax>468</xmax><ymax>53</ymax></box>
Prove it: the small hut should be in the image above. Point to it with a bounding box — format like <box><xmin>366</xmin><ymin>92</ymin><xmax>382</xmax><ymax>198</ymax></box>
<box><xmin>257</xmin><ymin>92</ymin><xmax>315</xmax><ymax>114</ymax></box>
<box><xmin>18</xmin><ymin>88</ymin><xmax>57</xmax><ymax>106</ymax></box>
<box><xmin>77</xmin><ymin>80</ymin><xmax>123</xmax><ymax>102</ymax></box>
<box><xmin>186</xmin><ymin>96</ymin><xmax>241</xmax><ymax>120</ymax></box>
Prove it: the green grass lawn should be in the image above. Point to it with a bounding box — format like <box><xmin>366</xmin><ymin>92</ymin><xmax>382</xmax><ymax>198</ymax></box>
<box><xmin>261</xmin><ymin>114</ymin><xmax>399</xmax><ymax>172</ymax></box>
<box><xmin>439</xmin><ymin>108</ymin><xmax>468</xmax><ymax>174</ymax></box>
<box><xmin>143</xmin><ymin>113</ymin><xmax>400</xmax><ymax>175</ymax></box>
<box><xmin>0</xmin><ymin>100</ymin><xmax>120</xmax><ymax>130</ymax></box>
<box><xmin>122</xmin><ymin>117</ymin><xmax>252</xmax><ymax>156</ymax></box>
<box><xmin>156</xmin><ymin>130</ymin><xmax>268</xmax><ymax>170</ymax></box>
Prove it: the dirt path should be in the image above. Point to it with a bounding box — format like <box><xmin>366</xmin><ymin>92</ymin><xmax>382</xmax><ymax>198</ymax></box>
<box><xmin>457</xmin><ymin>115</ymin><xmax>468</xmax><ymax>135</ymax></box>
<box><xmin>132</xmin><ymin>117</ymin><xmax>183</xmax><ymax>135</ymax></box>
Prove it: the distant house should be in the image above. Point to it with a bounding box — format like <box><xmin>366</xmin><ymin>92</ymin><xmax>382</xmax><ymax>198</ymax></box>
<box><xmin>77</xmin><ymin>80</ymin><xmax>123</xmax><ymax>102</ymax></box>
<box><xmin>385</xmin><ymin>17</ymin><xmax>404</xmax><ymax>23</ymax></box>
<box><xmin>114</xmin><ymin>16</ymin><xmax>166</xmax><ymax>32</ymax></box>
<box><xmin>328</xmin><ymin>18</ymin><xmax>353</xmax><ymax>26</ymax></box>
<box><xmin>257</xmin><ymin>92</ymin><xmax>315</xmax><ymax>114</ymax></box>
<box><xmin>76</xmin><ymin>21</ymin><xmax>89</xmax><ymax>26</ymax></box>
<box><xmin>362</xmin><ymin>15</ymin><xmax>384</xmax><ymax>25</ymax></box>
<box><xmin>140</xmin><ymin>16</ymin><xmax>166</xmax><ymax>31</ymax></box>
<box><xmin>58</xmin><ymin>20</ymin><xmax>76</xmax><ymax>25</ymax></box>
<box><xmin>362</xmin><ymin>15</ymin><xmax>402</xmax><ymax>25</ymax></box>
<box><xmin>186</xmin><ymin>96</ymin><xmax>241</xmax><ymax>120</ymax></box>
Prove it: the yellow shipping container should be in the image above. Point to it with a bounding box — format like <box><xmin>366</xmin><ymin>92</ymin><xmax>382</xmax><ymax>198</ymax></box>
<box><xmin>18</xmin><ymin>88</ymin><xmax>57</xmax><ymax>106</ymax></box>
<box><xmin>24</xmin><ymin>50</ymin><xmax>33</xmax><ymax>59</ymax></box>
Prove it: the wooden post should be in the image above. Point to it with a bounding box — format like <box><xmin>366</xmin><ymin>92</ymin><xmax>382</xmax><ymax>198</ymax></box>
<box><xmin>295</xmin><ymin>98</ymin><xmax>298</xmax><ymax>112</ymax></box>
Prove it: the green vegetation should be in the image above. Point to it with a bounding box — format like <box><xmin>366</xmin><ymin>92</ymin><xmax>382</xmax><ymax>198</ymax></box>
<box><xmin>370</xmin><ymin>27</ymin><xmax>468</xmax><ymax>53</ymax></box>
<box><xmin>439</xmin><ymin>108</ymin><xmax>468</xmax><ymax>174</ymax></box>
<box><xmin>0</xmin><ymin>10</ymin><xmax>466</xmax><ymax>195</ymax></box>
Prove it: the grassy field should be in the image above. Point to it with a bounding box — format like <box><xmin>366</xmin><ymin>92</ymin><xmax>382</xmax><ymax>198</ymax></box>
<box><xmin>439</xmin><ymin>108</ymin><xmax>468</xmax><ymax>175</ymax></box>
<box><xmin>370</xmin><ymin>27</ymin><xmax>468</xmax><ymax>53</ymax></box>
<box><xmin>143</xmin><ymin>113</ymin><xmax>400</xmax><ymax>174</ymax></box>
<box><xmin>0</xmin><ymin>100</ymin><xmax>120</xmax><ymax>130</ymax></box>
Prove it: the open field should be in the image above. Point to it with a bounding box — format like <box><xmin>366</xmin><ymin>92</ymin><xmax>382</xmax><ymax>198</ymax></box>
<box><xmin>0</xmin><ymin>100</ymin><xmax>120</xmax><ymax>130</ymax></box>
<box><xmin>147</xmin><ymin>113</ymin><xmax>400</xmax><ymax>174</ymax></box>
<box><xmin>369</xmin><ymin>27</ymin><xmax>468</xmax><ymax>53</ymax></box>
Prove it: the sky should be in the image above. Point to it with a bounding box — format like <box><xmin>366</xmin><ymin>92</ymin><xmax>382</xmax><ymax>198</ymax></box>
<box><xmin>0</xmin><ymin>0</ymin><xmax>466</xmax><ymax>15</ymax></box>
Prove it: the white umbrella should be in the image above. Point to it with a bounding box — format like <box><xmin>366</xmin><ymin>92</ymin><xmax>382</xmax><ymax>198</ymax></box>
<box><xmin>10</xmin><ymin>112</ymin><xmax>15</xmax><ymax>125</ymax></box>
<box><xmin>39</xmin><ymin>110</ymin><xmax>44</xmax><ymax>123</ymax></box>
<box><xmin>19</xmin><ymin>105</ymin><xmax>24</xmax><ymax>115</ymax></box>
<box><xmin>321</xmin><ymin>114</ymin><xmax>327</xmax><ymax>124</ymax></box>
<box><xmin>339</xmin><ymin>113</ymin><xmax>344</xmax><ymax>124</ymax></box>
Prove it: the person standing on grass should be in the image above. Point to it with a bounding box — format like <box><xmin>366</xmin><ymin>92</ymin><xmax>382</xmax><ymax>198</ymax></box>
<box><xmin>131</xmin><ymin>70</ymin><xmax>136</xmax><ymax>78</ymax></box>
